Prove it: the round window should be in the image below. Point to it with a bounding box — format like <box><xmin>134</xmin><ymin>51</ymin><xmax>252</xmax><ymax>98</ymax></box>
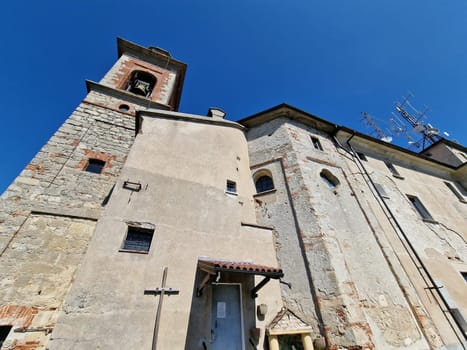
<box><xmin>119</xmin><ymin>104</ymin><xmax>130</xmax><ymax>112</ymax></box>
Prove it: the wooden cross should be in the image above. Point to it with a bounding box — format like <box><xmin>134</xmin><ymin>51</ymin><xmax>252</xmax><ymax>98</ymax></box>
<box><xmin>144</xmin><ymin>267</ymin><xmax>180</xmax><ymax>350</ymax></box>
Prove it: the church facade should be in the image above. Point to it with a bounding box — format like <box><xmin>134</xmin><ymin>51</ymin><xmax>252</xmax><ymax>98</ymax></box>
<box><xmin>0</xmin><ymin>39</ymin><xmax>466</xmax><ymax>349</ymax></box>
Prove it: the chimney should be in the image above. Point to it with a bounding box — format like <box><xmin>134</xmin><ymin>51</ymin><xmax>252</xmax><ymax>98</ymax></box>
<box><xmin>207</xmin><ymin>107</ymin><xmax>226</xmax><ymax>119</ymax></box>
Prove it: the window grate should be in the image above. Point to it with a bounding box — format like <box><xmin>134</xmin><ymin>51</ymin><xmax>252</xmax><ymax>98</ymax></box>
<box><xmin>122</xmin><ymin>227</ymin><xmax>154</xmax><ymax>252</ymax></box>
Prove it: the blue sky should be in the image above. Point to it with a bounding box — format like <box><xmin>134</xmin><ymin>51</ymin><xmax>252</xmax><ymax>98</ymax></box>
<box><xmin>1</xmin><ymin>1</ymin><xmax>466</xmax><ymax>194</ymax></box>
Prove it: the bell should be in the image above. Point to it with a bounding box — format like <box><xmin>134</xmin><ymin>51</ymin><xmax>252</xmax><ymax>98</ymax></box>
<box><xmin>133</xmin><ymin>83</ymin><xmax>148</xmax><ymax>96</ymax></box>
<box><xmin>130</xmin><ymin>79</ymin><xmax>150</xmax><ymax>97</ymax></box>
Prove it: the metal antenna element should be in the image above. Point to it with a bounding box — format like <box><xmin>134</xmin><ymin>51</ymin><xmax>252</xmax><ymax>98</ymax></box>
<box><xmin>359</xmin><ymin>92</ymin><xmax>450</xmax><ymax>151</ymax></box>
<box><xmin>393</xmin><ymin>92</ymin><xmax>442</xmax><ymax>150</ymax></box>
<box><xmin>361</xmin><ymin>112</ymin><xmax>392</xmax><ymax>143</ymax></box>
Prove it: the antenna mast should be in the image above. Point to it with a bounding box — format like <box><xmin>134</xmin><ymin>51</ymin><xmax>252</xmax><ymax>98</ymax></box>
<box><xmin>392</xmin><ymin>92</ymin><xmax>442</xmax><ymax>150</ymax></box>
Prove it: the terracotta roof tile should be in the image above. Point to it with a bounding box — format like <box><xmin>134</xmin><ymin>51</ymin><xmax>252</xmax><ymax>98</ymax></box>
<box><xmin>198</xmin><ymin>258</ymin><xmax>283</xmax><ymax>278</ymax></box>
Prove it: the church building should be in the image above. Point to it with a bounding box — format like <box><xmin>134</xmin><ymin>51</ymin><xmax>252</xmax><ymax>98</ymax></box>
<box><xmin>0</xmin><ymin>39</ymin><xmax>466</xmax><ymax>350</ymax></box>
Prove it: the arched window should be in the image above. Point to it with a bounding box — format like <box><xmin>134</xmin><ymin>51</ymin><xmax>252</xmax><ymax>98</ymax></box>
<box><xmin>126</xmin><ymin>71</ymin><xmax>157</xmax><ymax>98</ymax></box>
<box><xmin>255</xmin><ymin>176</ymin><xmax>274</xmax><ymax>193</ymax></box>
<box><xmin>320</xmin><ymin>169</ymin><xmax>339</xmax><ymax>189</ymax></box>
<box><xmin>254</xmin><ymin>169</ymin><xmax>275</xmax><ymax>193</ymax></box>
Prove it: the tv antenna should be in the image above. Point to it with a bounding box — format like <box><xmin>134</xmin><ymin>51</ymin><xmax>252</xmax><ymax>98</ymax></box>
<box><xmin>361</xmin><ymin>112</ymin><xmax>393</xmax><ymax>143</ymax></box>
<box><xmin>392</xmin><ymin>92</ymin><xmax>443</xmax><ymax>150</ymax></box>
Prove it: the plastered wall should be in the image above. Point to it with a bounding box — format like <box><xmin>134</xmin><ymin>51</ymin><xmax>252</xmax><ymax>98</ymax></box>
<box><xmin>48</xmin><ymin>114</ymin><xmax>282</xmax><ymax>349</ymax></box>
<box><xmin>247</xmin><ymin>117</ymin><xmax>433</xmax><ymax>349</ymax></box>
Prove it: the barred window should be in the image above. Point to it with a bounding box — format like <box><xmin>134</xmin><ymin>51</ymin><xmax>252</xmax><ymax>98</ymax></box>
<box><xmin>121</xmin><ymin>226</ymin><xmax>154</xmax><ymax>253</ymax></box>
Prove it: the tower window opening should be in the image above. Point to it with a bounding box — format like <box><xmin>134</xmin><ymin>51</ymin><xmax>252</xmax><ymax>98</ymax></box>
<box><xmin>127</xmin><ymin>71</ymin><xmax>157</xmax><ymax>98</ymax></box>
<box><xmin>320</xmin><ymin>169</ymin><xmax>339</xmax><ymax>189</ymax></box>
<box><xmin>85</xmin><ymin>159</ymin><xmax>106</xmax><ymax>174</ymax></box>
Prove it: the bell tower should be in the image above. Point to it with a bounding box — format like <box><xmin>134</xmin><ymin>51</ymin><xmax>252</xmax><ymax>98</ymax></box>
<box><xmin>0</xmin><ymin>39</ymin><xmax>186</xmax><ymax>350</ymax></box>
<box><xmin>86</xmin><ymin>38</ymin><xmax>186</xmax><ymax>115</ymax></box>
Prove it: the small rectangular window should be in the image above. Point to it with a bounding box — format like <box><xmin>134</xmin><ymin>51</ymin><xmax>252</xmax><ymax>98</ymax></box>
<box><xmin>356</xmin><ymin>152</ymin><xmax>367</xmax><ymax>161</ymax></box>
<box><xmin>310</xmin><ymin>136</ymin><xmax>323</xmax><ymax>151</ymax></box>
<box><xmin>121</xmin><ymin>226</ymin><xmax>154</xmax><ymax>253</ymax></box>
<box><xmin>407</xmin><ymin>195</ymin><xmax>434</xmax><ymax>221</ymax></box>
<box><xmin>444</xmin><ymin>182</ymin><xmax>466</xmax><ymax>203</ymax></box>
<box><xmin>0</xmin><ymin>326</ymin><xmax>12</xmax><ymax>347</ymax></box>
<box><xmin>85</xmin><ymin>159</ymin><xmax>105</xmax><ymax>174</ymax></box>
<box><xmin>385</xmin><ymin>162</ymin><xmax>403</xmax><ymax>178</ymax></box>
<box><xmin>226</xmin><ymin>180</ymin><xmax>237</xmax><ymax>194</ymax></box>
<box><xmin>374</xmin><ymin>183</ymin><xmax>389</xmax><ymax>199</ymax></box>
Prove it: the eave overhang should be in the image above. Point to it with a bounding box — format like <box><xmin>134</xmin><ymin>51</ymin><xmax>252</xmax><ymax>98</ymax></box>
<box><xmin>238</xmin><ymin>103</ymin><xmax>337</xmax><ymax>134</ymax></box>
<box><xmin>135</xmin><ymin>109</ymin><xmax>246</xmax><ymax>136</ymax></box>
<box><xmin>197</xmin><ymin>258</ymin><xmax>284</xmax><ymax>298</ymax></box>
<box><xmin>239</xmin><ymin>103</ymin><xmax>464</xmax><ymax>171</ymax></box>
<box><xmin>336</xmin><ymin>126</ymin><xmax>460</xmax><ymax>170</ymax></box>
<box><xmin>421</xmin><ymin>137</ymin><xmax>467</xmax><ymax>154</ymax></box>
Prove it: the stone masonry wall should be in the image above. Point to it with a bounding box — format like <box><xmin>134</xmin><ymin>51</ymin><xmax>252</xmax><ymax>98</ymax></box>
<box><xmin>0</xmin><ymin>91</ymin><xmax>137</xmax><ymax>349</ymax></box>
<box><xmin>1</xmin><ymin>93</ymin><xmax>135</xmax><ymax>243</ymax></box>
<box><xmin>0</xmin><ymin>214</ymin><xmax>96</xmax><ymax>349</ymax></box>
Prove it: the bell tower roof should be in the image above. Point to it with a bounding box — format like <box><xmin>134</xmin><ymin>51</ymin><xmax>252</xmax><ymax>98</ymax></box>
<box><xmin>116</xmin><ymin>38</ymin><xmax>184</xmax><ymax>67</ymax></box>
